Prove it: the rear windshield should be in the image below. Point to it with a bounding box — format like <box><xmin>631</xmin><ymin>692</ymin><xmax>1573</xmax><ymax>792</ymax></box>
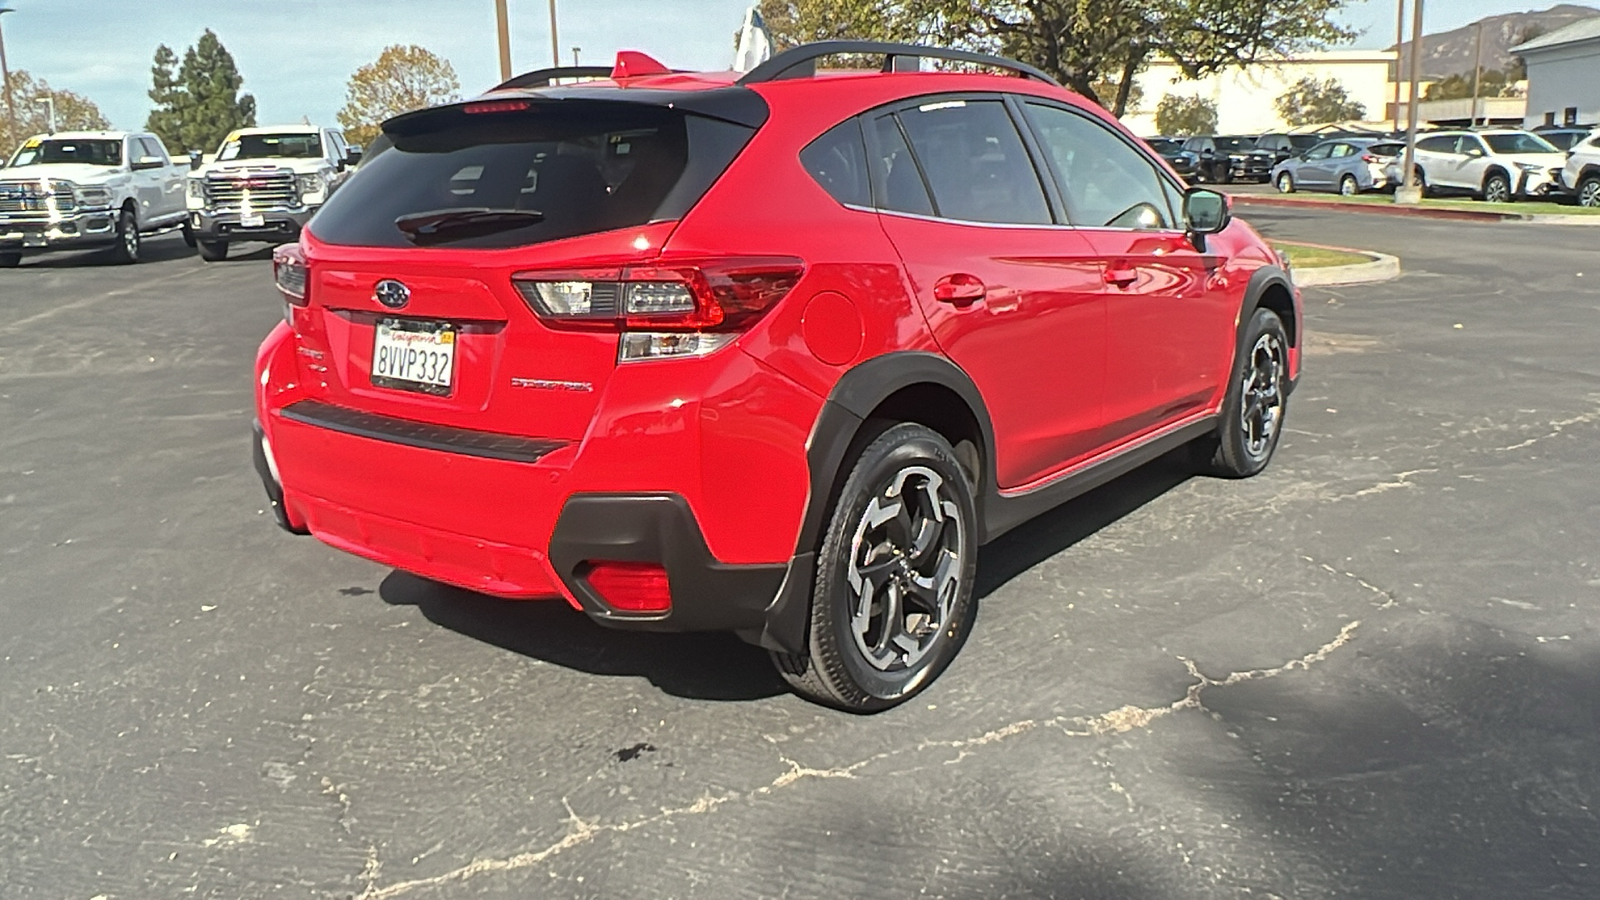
<box><xmin>9</xmin><ymin>139</ymin><xmax>122</xmax><ymax>167</ymax></box>
<box><xmin>1484</xmin><ymin>132</ymin><xmax>1558</xmax><ymax>155</ymax></box>
<box><xmin>220</xmin><ymin>133</ymin><xmax>322</xmax><ymax>160</ymax></box>
<box><xmin>1367</xmin><ymin>142</ymin><xmax>1404</xmax><ymax>158</ymax></box>
<box><xmin>311</xmin><ymin>102</ymin><xmax>755</xmax><ymax>249</ymax></box>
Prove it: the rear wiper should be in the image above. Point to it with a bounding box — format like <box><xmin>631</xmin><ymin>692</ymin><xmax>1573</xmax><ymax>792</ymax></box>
<box><xmin>394</xmin><ymin>207</ymin><xmax>544</xmax><ymax>243</ymax></box>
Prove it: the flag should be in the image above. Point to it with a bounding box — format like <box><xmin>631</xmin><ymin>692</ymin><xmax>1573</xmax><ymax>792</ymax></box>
<box><xmin>733</xmin><ymin>6</ymin><xmax>772</xmax><ymax>74</ymax></box>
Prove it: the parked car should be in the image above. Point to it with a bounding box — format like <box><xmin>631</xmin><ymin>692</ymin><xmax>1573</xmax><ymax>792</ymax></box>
<box><xmin>1143</xmin><ymin>136</ymin><xmax>1200</xmax><ymax>179</ymax></box>
<box><xmin>253</xmin><ymin>41</ymin><xmax>1301</xmax><ymax>711</ymax></box>
<box><xmin>1531</xmin><ymin>125</ymin><xmax>1596</xmax><ymax>152</ymax></box>
<box><xmin>1386</xmin><ymin>129</ymin><xmax>1566</xmax><ymax>201</ymax></box>
<box><xmin>1559</xmin><ymin>130</ymin><xmax>1600</xmax><ymax>207</ymax></box>
<box><xmin>186</xmin><ymin>125</ymin><xmax>360</xmax><ymax>262</ymax></box>
<box><xmin>1182</xmin><ymin>134</ymin><xmax>1275</xmax><ymax>183</ymax></box>
<box><xmin>1253</xmin><ymin>132</ymin><xmax>1325</xmax><ymax>164</ymax></box>
<box><xmin>0</xmin><ymin>131</ymin><xmax>188</xmax><ymax>267</ymax></box>
<box><xmin>1271</xmin><ymin>137</ymin><xmax>1404</xmax><ymax>195</ymax></box>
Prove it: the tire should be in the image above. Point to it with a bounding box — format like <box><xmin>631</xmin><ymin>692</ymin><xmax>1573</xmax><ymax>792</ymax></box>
<box><xmin>0</xmin><ymin>252</ymin><xmax>19</xmax><ymax>268</ymax></box>
<box><xmin>1192</xmin><ymin>308</ymin><xmax>1290</xmax><ymax>479</ymax></box>
<box><xmin>1483</xmin><ymin>171</ymin><xmax>1513</xmax><ymax>203</ymax></box>
<box><xmin>1276</xmin><ymin>172</ymin><xmax>1295</xmax><ymax>194</ymax></box>
<box><xmin>771</xmin><ymin>423</ymin><xmax>978</xmax><ymax>712</ymax></box>
<box><xmin>1579</xmin><ymin>175</ymin><xmax>1600</xmax><ymax>209</ymax></box>
<box><xmin>181</xmin><ymin>222</ymin><xmax>197</xmax><ymax>248</ymax></box>
<box><xmin>197</xmin><ymin>240</ymin><xmax>229</xmax><ymax>262</ymax></box>
<box><xmin>1340</xmin><ymin>175</ymin><xmax>1359</xmax><ymax>196</ymax></box>
<box><xmin>108</xmin><ymin>208</ymin><xmax>140</xmax><ymax>264</ymax></box>
<box><xmin>1218</xmin><ymin>165</ymin><xmax>1234</xmax><ymax>185</ymax></box>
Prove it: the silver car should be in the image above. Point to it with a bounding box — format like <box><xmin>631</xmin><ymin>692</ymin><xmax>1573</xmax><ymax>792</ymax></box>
<box><xmin>1387</xmin><ymin>130</ymin><xmax>1566</xmax><ymax>201</ymax></box>
<box><xmin>1271</xmin><ymin>138</ymin><xmax>1403</xmax><ymax>195</ymax></box>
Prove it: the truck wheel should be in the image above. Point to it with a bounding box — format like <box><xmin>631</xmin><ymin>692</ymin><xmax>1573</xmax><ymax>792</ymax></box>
<box><xmin>197</xmin><ymin>240</ymin><xmax>229</xmax><ymax>262</ymax></box>
<box><xmin>108</xmin><ymin>208</ymin><xmax>141</xmax><ymax>264</ymax></box>
<box><xmin>0</xmin><ymin>252</ymin><xmax>19</xmax><ymax>268</ymax></box>
<box><xmin>1192</xmin><ymin>308</ymin><xmax>1290</xmax><ymax>479</ymax></box>
<box><xmin>181</xmin><ymin>222</ymin><xmax>198</xmax><ymax>248</ymax></box>
<box><xmin>771</xmin><ymin>423</ymin><xmax>977</xmax><ymax>712</ymax></box>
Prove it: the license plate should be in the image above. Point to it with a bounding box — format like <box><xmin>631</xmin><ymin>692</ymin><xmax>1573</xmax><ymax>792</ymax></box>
<box><xmin>23</xmin><ymin>232</ymin><xmax>46</xmax><ymax>248</ymax></box>
<box><xmin>371</xmin><ymin>319</ymin><xmax>456</xmax><ymax>395</ymax></box>
<box><xmin>240</xmin><ymin>211</ymin><xmax>265</xmax><ymax>228</ymax></box>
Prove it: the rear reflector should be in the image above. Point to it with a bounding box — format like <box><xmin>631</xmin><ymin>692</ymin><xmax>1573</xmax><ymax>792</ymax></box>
<box><xmin>584</xmin><ymin>561</ymin><xmax>672</xmax><ymax>613</ymax></box>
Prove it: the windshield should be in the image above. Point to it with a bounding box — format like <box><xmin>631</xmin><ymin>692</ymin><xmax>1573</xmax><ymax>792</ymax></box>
<box><xmin>1539</xmin><ymin>131</ymin><xmax>1585</xmax><ymax>150</ymax></box>
<box><xmin>8</xmin><ymin>139</ymin><xmax>123</xmax><ymax>167</ymax></box>
<box><xmin>311</xmin><ymin>102</ymin><xmax>755</xmax><ymax>249</ymax></box>
<box><xmin>1287</xmin><ymin>135</ymin><xmax>1323</xmax><ymax>150</ymax></box>
<box><xmin>1484</xmin><ymin>132</ymin><xmax>1559</xmax><ymax>154</ymax></box>
<box><xmin>1146</xmin><ymin>138</ymin><xmax>1183</xmax><ymax>154</ymax></box>
<box><xmin>218</xmin><ymin>132</ymin><xmax>323</xmax><ymax>161</ymax></box>
<box><xmin>1216</xmin><ymin>137</ymin><xmax>1257</xmax><ymax>153</ymax></box>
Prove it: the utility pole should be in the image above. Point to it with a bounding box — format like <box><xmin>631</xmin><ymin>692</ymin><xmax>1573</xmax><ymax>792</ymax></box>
<box><xmin>1471</xmin><ymin>21</ymin><xmax>1485</xmax><ymax>127</ymax></box>
<box><xmin>494</xmin><ymin>0</ymin><xmax>512</xmax><ymax>82</ymax></box>
<box><xmin>1393</xmin><ymin>0</ymin><xmax>1406</xmax><ymax>132</ymax></box>
<box><xmin>571</xmin><ymin>47</ymin><xmax>581</xmax><ymax>66</ymax></box>
<box><xmin>548</xmin><ymin>0</ymin><xmax>560</xmax><ymax>68</ymax></box>
<box><xmin>0</xmin><ymin>7</ymin><xmax>17</xmax><ymax>154</ymax></box>
<box><xmin>1396</xmin><ymin>0</ymin><xmax>1426</xmax><ymax>204</ymax></box>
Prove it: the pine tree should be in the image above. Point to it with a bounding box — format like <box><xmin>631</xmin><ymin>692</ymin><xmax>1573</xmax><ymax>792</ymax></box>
<box><xmin>145</xmin><ymin>44</ymin><xmax>185</xmax><ymax>151</ymax></box>
<box><xmin>144</xmin><ymin>30</ymin><xmax>256</xmax><ymax>154</ymax></box>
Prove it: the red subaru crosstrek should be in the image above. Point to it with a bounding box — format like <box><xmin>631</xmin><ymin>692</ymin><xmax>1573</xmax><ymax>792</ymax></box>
<box><xmin>255</xmin><ymin>42</ymin><xmax>1300</xmax><ymax>711</ymax></box>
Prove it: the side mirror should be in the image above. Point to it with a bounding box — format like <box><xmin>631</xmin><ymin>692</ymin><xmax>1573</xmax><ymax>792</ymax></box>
<box><xmin>1184</xmin><ymin>188</ymin><xmax>1230</xmax><ymax>249</ymax></box>
<box><xmin>344</xmin><ymin>147</ymin><xmax>363</xmax><ymax>168</ymax></box>
<box><xmin>132</xmin><ymin>155</ymin><xmax>165</xmax><ymax>171</ymax></box>
<box><xmin>188</xmin><ymin>150</ymin><xmax>203</xmax><ymax>171</ymax></box>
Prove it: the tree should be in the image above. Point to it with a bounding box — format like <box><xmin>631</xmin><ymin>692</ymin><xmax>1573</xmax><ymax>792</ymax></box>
<box><xmin>144</xmin><ymin>30</ymin><xmax>257</xmax><ymax>153</ymax></box>
<box><xmin>1154</xmin><ymin>93</ymin><xmax>1218</xmax><ymax>136</ymax></box>
<box><xmin>1274</xmin><ymin>76</ymin><xmax>1367</xmax><ymax>126</ymax></box>
<box><xmin>1423</xmin><ymin>67</ymin><xmax>1522</xmax><ymax>102</ymax></box>
<box><xmin>756</xmin><ymin>0</ymin><xmax>1357</xmax><ymax>119</ymax></box>
<box><xmin>336</xmin><ymin>46</ymin><xmax>461</xmax><ymax>149</ymax></box>
<box><xmin>1</xmin><ymin>71</ymin><xmax>113</xmax><ymax>160</ymax></box>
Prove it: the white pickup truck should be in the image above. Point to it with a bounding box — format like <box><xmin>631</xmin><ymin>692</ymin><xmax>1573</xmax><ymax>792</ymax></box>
<box><xmin>186</xmin><ymin>125</ymin><xmax>359</xmax><ymax>262</ymax></box>
<box><xmin>0</xmin><ymin>131</ymin><xmax>189</xmax><ymax>267</ymax></box>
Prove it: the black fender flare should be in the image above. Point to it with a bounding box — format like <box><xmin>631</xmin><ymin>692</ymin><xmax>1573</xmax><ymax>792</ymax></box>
<box><xmin>751</xmin><ymin>351</ymin><xmax>997</xmax><ymax>654</ymax></box>
<box><xmin>1239</xmin><ymin>264</ymin><xmax>1300</xmax><ymax>397</ymax></box>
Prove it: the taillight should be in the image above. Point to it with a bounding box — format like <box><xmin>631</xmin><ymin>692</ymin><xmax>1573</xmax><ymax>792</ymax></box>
<box><xmin>583</xmin><ymin>561</ymin><xmax>671</xmax><ymax>613</ymax></box>
<box><xmin>513</xmin><ymin>258</ymin><xmax>804</xmax><ymax>361</ymax></box>
<box><xmin>1361</xmin><ymin>154</ymin><xmax>1376</xmax><ymax>163</ymax></box>
<box><xmin>273</xmin><ymin>244</ymin><xmax>309</xmax><ymax>327</ymax></box>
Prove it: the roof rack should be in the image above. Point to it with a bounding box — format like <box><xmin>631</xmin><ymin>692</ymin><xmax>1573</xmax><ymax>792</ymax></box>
<box><xmin>493</xmin><ymin>66</ymin><xmax>613</xmax><ymax>91</ymax></box>
<box><xmin>737</xmin><ymin>41</ymin><xmax>1061</xmax><ymax>88</ymax></box>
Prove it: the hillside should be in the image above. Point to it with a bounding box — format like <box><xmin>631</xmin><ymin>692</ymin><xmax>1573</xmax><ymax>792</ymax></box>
<box><xmin>1393</xmin><ymin>3</ymin><xmax>1600</xmax><ymax>79</ymax></box>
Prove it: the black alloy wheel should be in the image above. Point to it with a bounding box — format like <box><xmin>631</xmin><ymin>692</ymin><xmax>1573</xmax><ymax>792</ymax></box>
<box><xmin>1193</xmin><ymin>308</ymin><xmax>1289</xmax><ymax>478</ymax></box>
<box><xmin>774</xmin><ymin>423</ymin><xmax>977</xmax><ymax>712</ymax></box>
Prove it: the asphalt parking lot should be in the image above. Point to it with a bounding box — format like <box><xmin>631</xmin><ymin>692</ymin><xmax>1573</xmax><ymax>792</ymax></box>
<box><xmin>3</xmin><ymin>211</ymin><xmax>1599</xmax><ymax>899</ymax></box>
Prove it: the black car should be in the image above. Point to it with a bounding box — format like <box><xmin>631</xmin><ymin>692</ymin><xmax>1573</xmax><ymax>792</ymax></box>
<box><xmin>1254</xmin><ymin>133</ymin><xmax>1328</xmax><ymax>164</ymax></box>
<box><xmin>1182</xmin><ymin>134</ymin><xmax>1276</xmax><ymax>183</ymax></box>
<box><xmin>1144</xmin><ymin>136</ymin><xmax>1200</xmax><ymax>179</ymax></box>
<box><xmin>1532</xmin><ymin>126</ymin><xmax>1597</xmax><ymax>151</ymax></box>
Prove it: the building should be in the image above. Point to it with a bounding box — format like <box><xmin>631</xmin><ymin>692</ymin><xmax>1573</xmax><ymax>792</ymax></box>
<box><xmin>1122</xmin><ymin>50</ymin><xmax>1398</xmax><ymax>136</ymax></box>
<box><xmin>1512</xmin><ymin>18</ymin><xmax>1600</xmax><ymax>128</ymax></box>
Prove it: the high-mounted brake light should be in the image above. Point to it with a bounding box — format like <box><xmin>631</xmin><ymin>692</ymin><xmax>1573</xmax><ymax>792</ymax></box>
<box><xmin>512</xmin><ymin>258</ymin><xmax>804</xmax><ymax>360</ymax></box>
<box><xmin>463</xmin><ymin>100</ymin><xmax>531</xmax><ymax>114</ymax></box>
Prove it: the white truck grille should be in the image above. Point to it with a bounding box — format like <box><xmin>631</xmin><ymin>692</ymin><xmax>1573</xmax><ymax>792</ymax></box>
<box><xmin>205</xmin><ymin>169</ymin><xmax>298</xmax><ymax>210</ymax></box>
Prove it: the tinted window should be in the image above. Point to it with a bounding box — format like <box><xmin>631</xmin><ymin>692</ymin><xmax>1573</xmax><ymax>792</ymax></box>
<box><xmin>1215</xmin><ymin>137</ymin><xmax>1256</xmax><ymax>153</ymax></box>
<box><xmin>895</xmin><ymin>99</ymin><xmax>1050</xmax><ymax>225</ymax></box>
<box><xmin>1146</xmin><ymin>138</ymin><xmax>1183</xmax><ymax>154</ymax></box>
<box><xmin>869</xmin><ymin>115</ymin><xmax>934</xmax><ymax>216</ymax></box>
<box><xmin>221</xmin><ymin>132</ymin><xmax>323</xmax><ymax>161</ymax></box>
<box><xmin>137</xmin><ymin>137</ymin><xmax>168</xmax><ymax>162</ymax></box>
<box><xmin>1026</xmin><ymin>102</ymin><xmax>1175</xmax><ymax>230</ymax></box>
<box><xmin>801</xmin><ymin>120</ymin><xmax>870</xmax><ymax>207</ymax></box>
<box><xmin>1416</xmin><ymin>135</ymin><xmax>1457</xmax><ymax>153</ymax></box>
<box><xmin>1288</xmin><ymin>135</ymin><xmax>1323</xmax><ymax>150</ymax></box>
<box><xmin>1484</xmin><ymin>132</ymin><xmax>1559</xmax><ymax>154</ymax></box>
<box><xmin>311</xmin><ymin>103</ymin><xmax>752</xmax><ymax>249</ymax></box>
<box><xmin>8</xmin><ymin>139</ymin><xmax>122</xmax><ymax>167</ymax></box>
<box><xmin>1367</xmin><ymin>142</ymin><xmax>1404</xmax><ymax>158</ymax></box>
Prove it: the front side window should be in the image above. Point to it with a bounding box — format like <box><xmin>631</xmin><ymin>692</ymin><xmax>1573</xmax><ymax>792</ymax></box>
<box><xmin>219</xmin><ymin>132</ymin><xmax>325</xmax><ymax>161</ymax></box>
<box><xmin>137</xmin><ymin>137</ymin><xmax>168</xmax><ymax>162</ymax></box>
<box><xmin>801</xmin><ymin>119</ymin><xmax>870</xmax><ymax>207</ymax></box>
<box><xmin>8</xmin><ymin>139</ymin><xmax>122</xmax><ymax>167</ymax></box>
<box><xmin>1025</xmin><ymin>102</ymin><xmax>1175</xmax><ymax>230</ymax></box>
<box><xmin>893</xmin><ymin>99</ymin><xmax>1051</xmax><ymax>225</ymax></box>
<box><xmin>1304</xmin><ymin>143</ymin><xmax>1334</xmax><ymax>161</ymax></box>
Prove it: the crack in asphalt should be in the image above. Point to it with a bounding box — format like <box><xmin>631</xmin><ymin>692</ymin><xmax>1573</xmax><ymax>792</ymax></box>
<box><xmin>350</xmin><ymin>620</ymin><xmax>1363</xmax><ymax>899</ymax></box>
<box><xmin>1301</xmin><ymin>555</ymin><xmax>1402</xmax><ymax>609</ymax></box>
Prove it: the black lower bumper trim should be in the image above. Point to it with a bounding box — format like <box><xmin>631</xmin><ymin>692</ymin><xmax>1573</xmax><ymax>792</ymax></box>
<box><xmin>548</xmin><ymin>493</ymin><xmax>788</xmax><ymax>636</ymax></box>
<box><xmin>279</xmin><ymin>400</ymin><xmax>567</xmax><ymax>464</ymax></box>
<box><xmin>252</xmin><ymin>419</ymin><xmax>306</xmax><ymax>534</ymax></box>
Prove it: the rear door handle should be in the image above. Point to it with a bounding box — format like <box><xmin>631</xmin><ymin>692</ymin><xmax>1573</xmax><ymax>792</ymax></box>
<box><xmin>1104</xmin><ymin>266</ymin><xmax>1138</xmax><ymax>288</ymax></box>
<box><xmin>934</xmin><ymin>273</ymin><xmax>986</xmax><ymax>305</ymax></box>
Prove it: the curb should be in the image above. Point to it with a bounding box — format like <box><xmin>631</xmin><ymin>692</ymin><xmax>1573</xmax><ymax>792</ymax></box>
<box><xmin>1233</xmin><ymin>193</ymin><xmax>1600</xmax><ymax>226</ymax></box>
<box><xmin>1288</xmin><ymin>245</ymin><xmax>1402</xmax><ymax>287</ymax></box>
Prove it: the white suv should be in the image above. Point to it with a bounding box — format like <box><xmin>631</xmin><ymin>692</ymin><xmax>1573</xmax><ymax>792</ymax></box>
<box><xmin>1559</xmin><ymin>130</ymin><xmax>1600</xmax><ymax>208</ymax></box>
<box><xmin>1394</xmin><ymin>129</ymin><xmax>1567</xmax><ymax>201</ymax></box>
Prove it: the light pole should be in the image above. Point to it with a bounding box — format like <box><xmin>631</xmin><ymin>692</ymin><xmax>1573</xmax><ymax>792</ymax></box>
<box><xmin>494</xmin><ymin>0</ymin><xmax>512</xmax><ymax>81</ymax></box>
<box><xmin>0</xmin><ymin>6</ymin><xmax>17</xmax><ymax>153</ymax></box>
<box><xmin>1392</xmin><ymin>0</ymin><xmax>1406</xmax><ymax>133</ymax></box>
<box><xmin>571</xmin><ymin>46</ymin><xmax>580</xmax><ymax>66</ymax></box>
<box><xmin>35</xmin><ymin>93</ymin><xmax>51</xmax><ymax>133</ymax></box>
<box><xmin>1471</xmin><ymin>21</ymin><xmax>1485</xmax><ymax>126</ymax></box>
<box><xmin>1396</xmin><ymin>0</ymin><xmax>1426</xmax><ymax>205</ymax></box>
<box><xmin>548</xmin><ymin>0</ymin><xmax>560</xmax><ymax>68</ymax></box>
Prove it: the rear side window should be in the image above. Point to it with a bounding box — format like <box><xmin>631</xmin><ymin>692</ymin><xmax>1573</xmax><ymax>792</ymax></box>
<box><xmin>1416</xmin><ymin>135</ymin><xmax>1456</xmax><ymax>153</ymax></box>
<box><xmin>801</xmin><ymin>120</ymin><xmax>870</xmax><ymax>207</ymax></box>
<box><xmin>894</xmin><ymin>99</ymin><xmax>1051</xmax><ymax>225</ymax></box>
<box><xmin>310</xmin><ymin>103</ymin><xmax>754</xmax><ymax>249</ymax></box>
<box><xmin>869</xmin><ymin>115</ymin><xmax>934</xmax><ymax>216</ymax></box>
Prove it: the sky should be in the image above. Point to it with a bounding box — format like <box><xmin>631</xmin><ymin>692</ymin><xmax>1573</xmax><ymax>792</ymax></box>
<box><xmin>0</xmin><ymin>0</ymin><xmax>1582</xmax><ymax>131</ymax></box>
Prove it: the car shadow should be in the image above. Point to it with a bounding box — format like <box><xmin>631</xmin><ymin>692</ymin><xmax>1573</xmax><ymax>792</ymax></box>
<box><xmin>8</xmin><ymin>233</ymin><xmax>196</xmax><ymax>268</ymax></box>
<box><xmin>377</xmin><ymin>450</ymin><xmax>1195</xmax><ymax>704</ymax></box>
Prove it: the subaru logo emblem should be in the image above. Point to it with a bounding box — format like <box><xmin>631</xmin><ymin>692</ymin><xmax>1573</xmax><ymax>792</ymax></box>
<box><xmin>374</xmin><ymin>279</ymin><xmax>410</xmax><ymax>309</ymax></box>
